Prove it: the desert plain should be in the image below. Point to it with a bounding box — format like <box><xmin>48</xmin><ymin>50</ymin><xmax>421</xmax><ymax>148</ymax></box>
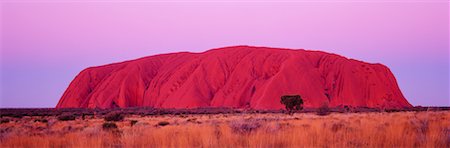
<box><xmin>0</xmin><ymin>108</ymin><xmax>449</xmax><ymax>148</ymax></box>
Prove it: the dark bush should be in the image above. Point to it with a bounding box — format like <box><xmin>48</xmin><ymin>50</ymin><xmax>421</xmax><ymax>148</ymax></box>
<box><xmin>157</xmin><ymin>121</ymin><xmax>170</xmax><ymax>126</ymax></box>
<box><xmin>130</xmin><ymin>120</ymin><xmax>138</xmax><ymax>126</ymax></box>
<box><xmin>10</xmin><ymin>114</ymin><xmax>24</xmax><ymax>119</ymax></box>
<box><xmin>317</xmin><ymin>103</ymin><xmax>330</xmax><ymax>116</ymax></box>
<box><xmin>102</xmin><ymin>122</ymin><xmax>118</xmax><ymax>130</ymax></box>
<box><xmin>343</xmin><ymin>105</ymin><xmax>351</xmax><ymax>112</ymax></box>
<box><xmin>34</xmin><ymin>118</ymin><xmax>48</xmax><ymax>123</ymax></box>
<box><xmin>58</xmin><ymin>113</ymin><xmax>76</xmax><ymax>121</ymax></box>
<box><xmin>1</xmin><ymin>118</ymin><xmax>11</xmax><ymax>124</ymax></box>
<box><xmin>280</xmin><ymin>95</ymin><xmax>304</xmax><ymax>115</ymax></box>
<box><xmin>187</xmin><ymin>118</ymin><xmax>197</xmax><ymax>122</ymax></box>
<box><xmin>104</xmin><ymin>112</ymin><xmax>124</xmax><ymax>122</ymax></box>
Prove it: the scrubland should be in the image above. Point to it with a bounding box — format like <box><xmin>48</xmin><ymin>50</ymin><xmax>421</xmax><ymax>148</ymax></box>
<box><xmin>1</xmin><ymin>111</ymin><xmax>449</xmax><ymax>148</ymax></box>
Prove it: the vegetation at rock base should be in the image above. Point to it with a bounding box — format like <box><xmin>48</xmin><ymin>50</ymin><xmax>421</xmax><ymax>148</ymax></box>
<box><xmin>57</xmin><ymin>113</ymin><xmax>76</xmax><ymax>121</ymax></box>
<box><xmin>280</xmin><ymin>95</ymin><xmax>304</xmax><ymax>115</ymax></box>
<box><xmin>104</xmin><ymin>112</ymin><xmax>124</xmax><ymax>122</ymax></box>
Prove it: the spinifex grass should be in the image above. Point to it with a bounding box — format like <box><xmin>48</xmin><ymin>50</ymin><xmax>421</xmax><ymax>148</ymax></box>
<box><xmin>1</xmin><ymin>111</ymin><xmax>449</xmax><ymax>147</ymax></box>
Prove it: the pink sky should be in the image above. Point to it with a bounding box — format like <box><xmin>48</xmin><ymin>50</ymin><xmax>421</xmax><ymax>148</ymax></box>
<box><xmin>0</xmin><ymin>0</ymin><xmax>449</xmax><ymax>107</ymax></box>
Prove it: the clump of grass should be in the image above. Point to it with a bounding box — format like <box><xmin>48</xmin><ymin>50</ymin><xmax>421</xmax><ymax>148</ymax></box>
<box><xmin>104</xmin><ymin>112</ymin><xmax>124</xmax><ymax>122</ymax></box>
<box><xmin>157</xmin><ymin>121</ymin><xmax>170</xmax><ymax>126</ymax></box>
<box><xmin>58</xmin><ymin>113</ymin><xmax>76</xmax><ymax>121</ymax></box>
<box><xmin>34</xmin><ymin>118</ymin><xmax>48</xmax><ymax>123</ymax></box>
<box><xmin>102</xmin><ymin>122</ymin><xmax>118</xmax><ymax>130</ymax></box>
<box><xmin>10</xmin><ymin>114</ymin><xmax>24</xmax><ymax>119</ymax></box>
<box><xmin>130</xmin><ymin>120</ymin><xmax>138</xmax><ymax>126</ymax></box>
<box><xmin>331</xmin><ymin>122</ymin><xmax>345</xmax><ymax>132</ymax></box>
<box><xmin>187</xmin><ymin>118</ymin><xmax>197</xmax><ymax>122</ymax></box>
<box><xmin>229</xmin><ymin>119</ymin><xmax>261</xmax><ymax>134</ymax></box>
<box><xmin>1</xmin><ymin>118</ymin><xmax>11</xmax><ymax>124</ymax></box>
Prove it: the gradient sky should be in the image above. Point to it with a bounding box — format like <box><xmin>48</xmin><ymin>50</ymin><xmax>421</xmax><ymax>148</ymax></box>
<box><xmin>0</xmin><ymin>0</ymin><xmax>449</xmax><ymax>108</ymax></box>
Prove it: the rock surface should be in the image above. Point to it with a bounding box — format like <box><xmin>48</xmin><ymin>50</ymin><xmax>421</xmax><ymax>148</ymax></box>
<box><xmin>56</xmin><ymin>46</ymin><xmax>412</xmax><ymax>109</ymax></box>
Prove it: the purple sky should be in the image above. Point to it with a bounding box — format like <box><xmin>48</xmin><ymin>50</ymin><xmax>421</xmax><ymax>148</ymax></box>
<box><xmin>1</xmin><ymin>1</ymin><xmax>449</xmax><ymax>108</ymax></box>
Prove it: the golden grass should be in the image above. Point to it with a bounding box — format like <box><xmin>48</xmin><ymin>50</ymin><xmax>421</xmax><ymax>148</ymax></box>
<box><xmin>1</xmin><ymin>111</ymin><xmax>449</xmax><ymax>148</ymax></box>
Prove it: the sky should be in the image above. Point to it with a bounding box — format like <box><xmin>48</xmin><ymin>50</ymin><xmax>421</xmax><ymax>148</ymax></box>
<box><xmin>0</xmin><ymin>0</ymin><xmax>449</xmax><ymax>108</ymax></box>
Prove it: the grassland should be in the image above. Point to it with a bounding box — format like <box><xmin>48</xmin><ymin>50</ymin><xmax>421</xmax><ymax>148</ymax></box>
<box><xmin>1</xmin><ymin>110</ymin><xmax>449</xmax><ymax>147</ymax></box>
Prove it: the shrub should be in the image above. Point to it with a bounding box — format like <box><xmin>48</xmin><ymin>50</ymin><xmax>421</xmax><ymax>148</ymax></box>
<box><xmin>157</xmin><ymin>121</ymin><xmax>170</xmax><ymax>126</ymax></box>
<box><xmin>280</xmin><ymin>95</ymin><xmax>304</xmax><ymax>115</ymax></box>
<box><xmin>317</xmin><ymin>103</ymin><xmax>330</xmax><ymax>116</ymax></box>
<box><xmin>343</xmin><ymin>105</ymin><xmax>351</xmax><ymax>112</ymax></box>
<box><xmin>10</xmin><ymin>114</ymin><xmax>23</xmax><ymax>119</ymax></box>
<box><xmin>104</xmin><ymin>112</ymin><xmax>124</xmax><ymax>122</ymax></box>
<box><xmin>34</xmin><ymin>118</ymin><xmax>48</xmax><ymax>123</ymax></box>
<box><xmin>187</xmin><ymin>118</ymin><xmax>197</xmax><ymax>122</ymax></box>
<box><xmin>102</xmin><ymin>122</ymin><xmax>118</xmax><ymax>130</ymax></box>
<box><xmin>130</xmin><ymin>120</ymin><xmax>138</xmax><ymax>126</ymax></box>
<box><xmin>58</xmin><ymin>113</ymin><xmax>76</xmax><ymax>121</ymax></box>
<box><xmin>1</xmin><ymin>118</ymin><xmax>11</xmax><ymax>124</ymax></box>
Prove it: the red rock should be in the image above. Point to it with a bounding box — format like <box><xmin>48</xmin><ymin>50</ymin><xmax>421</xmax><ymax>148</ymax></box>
<box><xmin>56</xmin><ymin>46</ymin><xmax>412</xmax><ymax>109</ymax></box>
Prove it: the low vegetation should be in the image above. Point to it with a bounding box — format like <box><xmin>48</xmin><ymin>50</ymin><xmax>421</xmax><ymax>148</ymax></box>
<box><xmin>157</xmin><ymin>121</ymin><xmax>170</xmax><ymax>126</ymax></box>
<box><xmin>130</xmin><ymin>120</ymin><xmax>138</xmax><ymax>126</ymax></box>
<box><xmin>102</xmin><ymin>122</ymin><xmax>118</xmax><ymax>130</ymax></box>
<box><xmin>57</xmin><ymin>113</ymin><xmax>76</xmax><ymax>121</ymax></box>
<box><xmin>0</xmin><ymin>118</ymin><xmax>10</xmax><ymax>124</ymax></box>
<box><xmin>103</xmin><ymin>112</ymin><xmax>124</xmax><ymax>122</ymax></box>
<box><xmin>0</xmin><ymin>110</ymin><xmax>449</xmax><ymax>147</ymax></box>
<box><xmin>317</xmin><ymin>103</ymin><xmax>330</xmax><ymax>116</ymax></box>
<box><xmin>229</xmin><ymin>119</ymin><xmax>261</xmax><ymax>134</ymax></box>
